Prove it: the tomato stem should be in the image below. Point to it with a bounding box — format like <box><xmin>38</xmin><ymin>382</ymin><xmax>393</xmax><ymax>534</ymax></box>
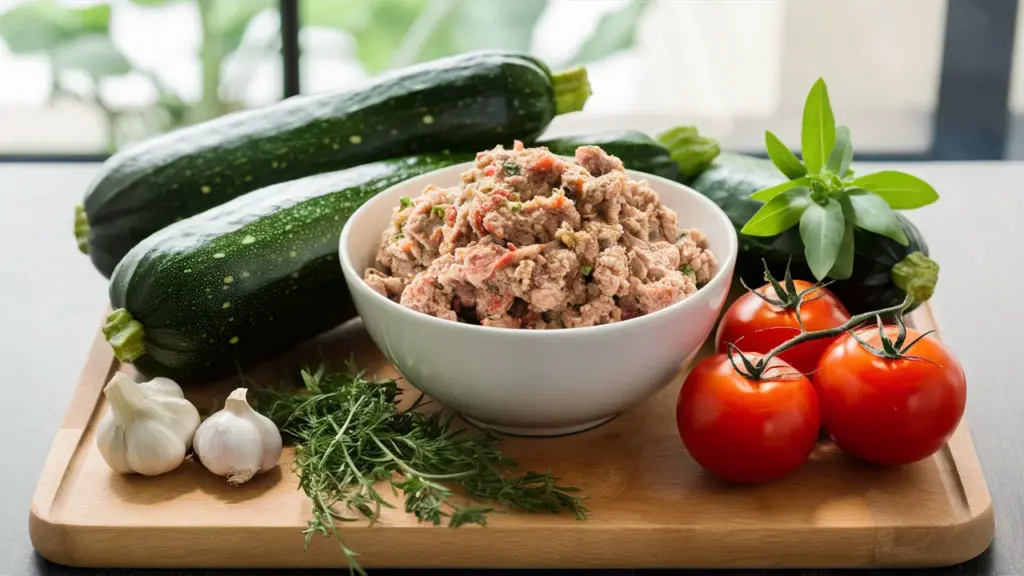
<box><xmin>746</xmin><ymin>259</ymin><xmax>833</xmax><ymax>332</ymax></box>
<box><xmin>733</xmin><ymin>294</ymin><xmax>915</xmax><ymax>380</ymax></box>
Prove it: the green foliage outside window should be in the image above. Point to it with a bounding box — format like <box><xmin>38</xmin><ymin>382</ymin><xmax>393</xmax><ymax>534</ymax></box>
<box><xmin>0</xmin><ymin>0</ymin><xmax>650</xmax><ymax>152</ymax></box>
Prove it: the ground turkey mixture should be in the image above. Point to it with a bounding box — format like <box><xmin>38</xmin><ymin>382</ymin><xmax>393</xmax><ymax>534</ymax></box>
<box><xmin>363</xmin><ymin>142</ymin><xmax>718</xmax><ymax>329</ymax></box>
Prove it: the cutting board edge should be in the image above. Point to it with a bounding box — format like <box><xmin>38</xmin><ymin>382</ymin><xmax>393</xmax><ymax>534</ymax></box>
<box><xmin>29</xmin><ymin>302</ymin><xmax>996</xmax><ymax>569</ymax></box>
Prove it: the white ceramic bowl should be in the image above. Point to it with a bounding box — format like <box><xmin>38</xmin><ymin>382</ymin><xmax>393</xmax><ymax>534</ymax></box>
<box><xmin>339</xmin><ymin>163</ymin><xmax>738</xmax><ymax>436</ymax></box>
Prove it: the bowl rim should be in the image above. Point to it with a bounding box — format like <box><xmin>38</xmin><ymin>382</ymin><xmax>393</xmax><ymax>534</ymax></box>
<box><xmin>338</xmin><ymin>161</ymin><xmax>739</xmax><ymax>338</ymax></box>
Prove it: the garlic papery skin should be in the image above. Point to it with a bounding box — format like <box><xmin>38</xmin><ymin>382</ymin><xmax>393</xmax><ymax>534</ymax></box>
<box><xmin>193</xmin><ymin>388</ymin><xmax>283</xmax><ymax>485</ymax></box>
<box><xmin>95</xmin><ymin>372</ymin><xmax>200</xmax><ymax>476</ymax></box>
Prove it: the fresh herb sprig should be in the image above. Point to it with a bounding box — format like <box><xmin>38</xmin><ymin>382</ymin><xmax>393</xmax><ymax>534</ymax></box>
<box><xmin>741</xmin><ymin>78</ymin><xmax>939</xmax><ymax>281</ymax></box>
<box><xmin>254</xmin><ymin>364</ymin><xmax>587</xmax><ymax>575</ymax></box>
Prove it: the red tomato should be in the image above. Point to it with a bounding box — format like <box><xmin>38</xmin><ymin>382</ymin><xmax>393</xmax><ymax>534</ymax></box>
<box><xmin>815</xmin><ymin>326</ymin><xmax>967</xmax><ymax>466</ymax></box>
<box><xmin>715</xmin><ymin>280</ymin><xmax>851</xmax><ymax>375</ymax></box>
<box><xmin>676</xmin><ymin>353</ymin><xmax>820</xmax><ymax>484</ymax></box>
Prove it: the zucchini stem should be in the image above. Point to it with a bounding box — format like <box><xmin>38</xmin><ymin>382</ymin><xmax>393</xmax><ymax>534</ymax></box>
<box><xmin>551</xmin><ymin>66</ymin><xmax>591</xmax><ymax>115</ymax></box>
<box><xmin>891</xmin><ymin>251</ymin><xmax>939</xmax><ymax>304</ymax></box>
<box><xmin>657</xmin><ymin>126</ymin><xmax>721</xmax><ymax>182</ymax></box>
<box><xmin>103</xmin><ymin>309</ymin><xmax>148</xmax><ymax>362</ymax></box>
<box><xmin>74</xmin><ymin>204</ymin><xmax>90</xmax><ymax>254</ymax></box>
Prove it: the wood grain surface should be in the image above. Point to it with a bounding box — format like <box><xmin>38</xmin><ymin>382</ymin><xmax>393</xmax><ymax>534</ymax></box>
<box><xmin>28</xmin><ymin>303</ymin><xmax>993</xmax><ymax>570</ymax></box>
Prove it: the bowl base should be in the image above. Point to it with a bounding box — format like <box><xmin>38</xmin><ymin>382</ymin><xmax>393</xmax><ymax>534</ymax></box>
<box><xmin>463</xmin><ymin>414</ymin><xmax>617</xmax><ymax>437</ymax></box>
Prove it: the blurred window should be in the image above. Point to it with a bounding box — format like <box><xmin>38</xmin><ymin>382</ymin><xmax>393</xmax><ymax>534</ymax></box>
<box><xmin>298</xmin><ymin>0</ymin><xmax>947</xmax><ymax>156</ymax></box>
<box><xmin>0</xmin><ymin>0</ymin><xmax>283</xmax><ymax>154</ymax></box>
<box><xmin>1</xmin><ymin>0</ymin><xmax>1018</xmax><ymax>160</ymax></box>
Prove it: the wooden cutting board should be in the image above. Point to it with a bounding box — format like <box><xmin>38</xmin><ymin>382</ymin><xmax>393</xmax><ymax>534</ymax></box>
<box><xmin>30</xmin><ymin>303</ymin><xmax>993</xmax><ymax>569</ymax></box>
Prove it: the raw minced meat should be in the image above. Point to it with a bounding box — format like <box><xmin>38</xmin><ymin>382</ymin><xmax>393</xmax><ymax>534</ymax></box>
<box><xmin>363</xmin><ymin>141</ymin><xmax>719</xmax><ymax>329</ymax></box>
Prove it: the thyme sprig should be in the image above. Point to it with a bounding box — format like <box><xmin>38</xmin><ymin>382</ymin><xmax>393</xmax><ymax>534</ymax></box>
<box><xmin>254</xmin><ymin>363</ymin><xmax>587</xmax><ymax>575</ymax></box>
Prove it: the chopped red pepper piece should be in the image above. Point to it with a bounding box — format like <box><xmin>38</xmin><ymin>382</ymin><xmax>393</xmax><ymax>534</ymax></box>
<box><xmin>532</xmin><ymin>153</ymin><xmax>557</xmax><ymax>172</ymax></box>
<box><xmin>493</xmin><ymin>252</ymin><xmax>516</xmax><ymax>271</ymax></box>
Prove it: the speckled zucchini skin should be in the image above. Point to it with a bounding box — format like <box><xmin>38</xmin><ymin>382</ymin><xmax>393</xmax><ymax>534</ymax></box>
<box><xmin>108</xmin><ymin>154</ymin><xmax>468</xmax><ymax>381</ymax></box>
<box><xmin>538</xmin><ymin>130</ymin><xmax>680</xmax><ymax>180</ymax></box>
<box><xmin>85</xmin><ymin>51</ymin><xmax>562</xmax><ymax>277</ymax></box>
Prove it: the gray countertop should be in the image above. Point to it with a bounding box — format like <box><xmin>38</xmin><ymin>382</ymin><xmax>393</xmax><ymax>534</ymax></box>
<box><xmin>3</xmin><ymin>162</ymin><xmax>1022</xmax><ymax>575</ymax></box>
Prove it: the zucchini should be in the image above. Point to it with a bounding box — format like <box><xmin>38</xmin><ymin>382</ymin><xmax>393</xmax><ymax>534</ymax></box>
<box><xmin>103</xmin><ymin>153</ymin><xmax>470</xmax><ymax>381</ymax></box>
<box><xmin>79</xmin><ymin>51</ymin><xmax>592</xmax><ymax>277</ymax></box>
<box><xmin>537</xmin><ymin>126</ymin><xmax>720</xmax><ymax>181</ymax></box>
<box><xmin>690</xmin><ymin>152</ymin><xmax>937</xmax><ymax>314</ymax></box>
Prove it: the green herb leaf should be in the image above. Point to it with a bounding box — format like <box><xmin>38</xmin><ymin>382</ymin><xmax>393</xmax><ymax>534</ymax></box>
<box><xmin>852</xmin><ymin>171</ymin><xmax>939</xmax><ymax>209</ymax></box>
<box><xmin>844</xmin><ymin>188</ymin><xmax>909</xmax><ymax>245</ymax></box>
<box><xmin>680</xmin><ymin>263</ymin><xmax>696</xmax><ymax>283</ymax></box>
<box><xmin>799</xmin><ymin>198</ymin><xmax>845</xmax><ymax>280</ymax></box>
<box><xmin>750</xmin><ymin>175</ymin><xmax>812</xmax><ymax>202</ymax></box>
<box><xmin>740</xmin><ymin>188</ymin><xmax>811</xmax><ymax>237</ymax></box>
<box><xmin>399</xmin><ymin>196</ymin><xmax>414</xmax><ymax>209</ymax></box>
<box><xmin>828</xmin><ymin>223</ymin><xmax>855</xmax><ymax>279</ymax></box>
<box><xmin>801</xmin><ymin>78</ymin><xmax>836</xmax><ymax>174</ymax></box>
<box><xmin>826</xmin><ymin>125</ymin><xmax>853</xmax><ymax>177</ymax></box>
<box><xmin>254</xmin><ymin>364</ymin><xmax>588</xmax><ymax>576</ymax></box>
<box><xmin>432</xmin><ymin>205</ymin><xmax>448</xmax><ymax>219</ymax></box>
<box><xmin>502</xmin><ymin>161</ymin><xmax>521</xmax><ymax>176</ymax></box>
<box><xmin>580</xmin><ymin>264</ymin><xmax>594</xmax><ymax>276</ymax></box>
<box><xmin>764</xmin><ymin>131</ymin><xmax>807</xmax><ymax>179</ymax></box>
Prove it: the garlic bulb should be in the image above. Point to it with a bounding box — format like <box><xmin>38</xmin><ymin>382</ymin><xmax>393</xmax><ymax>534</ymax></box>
<box><xmin>96</xmin><ymin>372</ymin><xmax>200</xmax><ymax>476</ymax></box>
<box><xmin>193</xmin><ymin>388</ymin><xmax>282</xmax><ymax>485</ymax></box>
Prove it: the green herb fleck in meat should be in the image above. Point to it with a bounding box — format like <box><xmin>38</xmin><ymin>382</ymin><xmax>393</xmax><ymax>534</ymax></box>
<box><xmin>580</xmin><ymin>264</ymin><xmax>594</xmax><ymax>277</ymax></box>
<box><xmin>432</xmin><ymin>205</ymin><xmax>448</xmax><ymax>219</ymax></box>
<box><xmin>399</xmin><ymin>196</ymin><xmax>414</xmax><ymax>209</ymax></box>
<box><xmin>502</xmin><ymin>161</ymin><xmax>521</xmax><ymax>176</ymax></box>
<box><xmin>392</xmin><ymin>232</ymin><xmax>404</xmax><ymax>241</ymax></box>
<box><xmin>680</xmin><ymin>263</ymin><xmax>696</xmax><ymax>282</ymax></box>
<box><xmin>508</xmin><ymin>201</ymin><xmax>523</xmax><ymax>213</ymax></box>
<box><xmin>254</xmin><ymin>364</ymin><xmax>587</xmax><ymax>576</ymax></box>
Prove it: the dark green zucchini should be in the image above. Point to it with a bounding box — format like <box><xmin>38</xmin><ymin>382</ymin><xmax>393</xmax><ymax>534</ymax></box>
<box><xmin>102</xmin><ymin>153</ymin><xmax>470</xmax><ymax>381</ymax></box>
<box><xmin>537</xmin><ymin>126</ymin><xmax>720</xmax><ymax>181</ymax></box>
<box><xmin>690</xmin><ymin>152</ymin><xmax>937</xmax><ymax>314</ymax></box>
<box><xmin>79</xmin><ymin>51</ymin><xmax>592</xmax><ymax>277</ymax></box>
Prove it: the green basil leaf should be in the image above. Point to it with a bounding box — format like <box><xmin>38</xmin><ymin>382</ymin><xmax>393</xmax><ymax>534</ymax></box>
<box><xmin>799</xmin><ymin>198</ymin><xmax>845</xmax><ymax>280</ymax></box>
<box><xmin>826</xmin><ymin>125</ymin><xmax>853</xmax><ymax>177</ymax></box>
<box><xmin>750</xmin><ymin>175</ymin><xmax>812</xmax><ymax>202</ymax></box>
<box><xmin>764</xmin><ymin>131</ymin><xmax>807</xmax><ymax>179</ymax></box>
<box><xmin>844</xmin><ymin>188</ymin><xmax>909</xmax><ymax>245</ymax></box>
<box><xmin>828</xmin><ymin>223</ymin><xmax>855</xmax><ymax>279</ymax></box>
<box><xmin>852</xmin><ymin>170</ymin><xmax>939</xmax><ymax>209</ymax></box>
<box><xmin>801</xmin><ymin>78</ymin><xmax>836</xmax><ymax>174</ymax></box>
<box><xmin>740</xmin><ymin>188</ymin><xmax>811</xmax><ymax>237</ymax></box>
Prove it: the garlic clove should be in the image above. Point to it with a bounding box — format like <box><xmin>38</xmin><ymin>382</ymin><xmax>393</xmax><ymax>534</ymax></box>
<box><xmin>125</xmin><ymin>418</ymin><xmax>187</xmax><ymax>476</ymax></box>
<box><xmin>225</xmin><ymin>388</ymin><xmax>283</xmax><ymax>472</ymax></box>
<box><xmin>95</xmin><ymin>412</ymin><xmax>133</xmax><ymax>474</ymax></box>
<box><xmin>96</xmin><ymin>371</ymin><xmax>200</xmax><ymax>476</ymax></box>
<box><xmin>155</xmin><ymin>396</ymin><xmax>201</xmax><ymax>451</ymax></box>
<box><xmin>104</xmin><ymin>372</ymin><xmax>147</xmax><ymax>425</ymax></box>
<box><xmin>193</xmin><ymin>410</ymin><xmax>264</xmax><ymax>485</ymax></box>
<box><xmin>253</xmin><ymin>410</ymin><xmax>283</xmax><ymax>472</ymax></box>
<box><xmin>142</xmin><ymin>376</ymin><xmax>185</xmax><ymax>399</ymax></box>
<box><xmin>193</xmin><ymin>388</ymin><xmax>283</xmax><ymax>485</ymax></box>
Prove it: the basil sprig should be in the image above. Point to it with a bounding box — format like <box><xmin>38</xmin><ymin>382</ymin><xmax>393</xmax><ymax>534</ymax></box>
<box><xmin>741</xmin><ymin>78</ymin><xmax>939</xmax><ymax>280</ymax></box>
